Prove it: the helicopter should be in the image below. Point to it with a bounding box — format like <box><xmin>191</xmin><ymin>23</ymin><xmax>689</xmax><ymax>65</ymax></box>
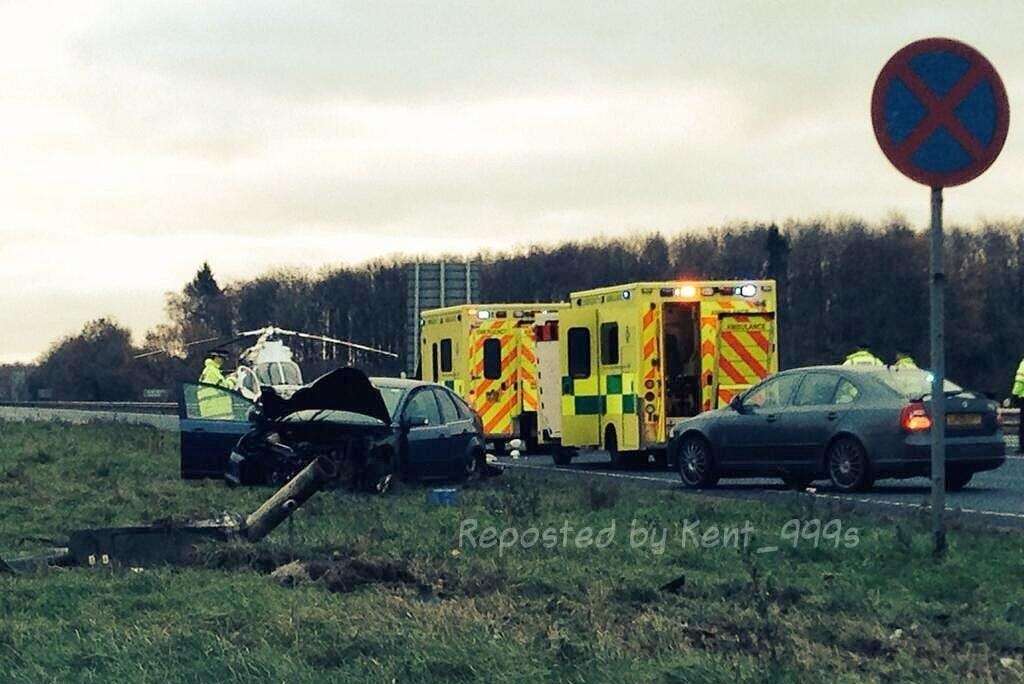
<box><xmin>135</xmin><ymin>325</ymin><xmax>399</xmax><ymax>400</ymax></box>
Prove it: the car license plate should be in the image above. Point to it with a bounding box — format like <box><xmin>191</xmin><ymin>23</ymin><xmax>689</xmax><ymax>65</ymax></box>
<box><xmin>946</xmin><ymin>413</ymin><xmax>982</xmax><ymax>428</ymax></box>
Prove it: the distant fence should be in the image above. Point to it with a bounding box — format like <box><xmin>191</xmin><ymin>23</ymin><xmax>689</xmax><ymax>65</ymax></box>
<box><xmin>0</xmin><ymin>401</ymin><xmax>177</xmax><ymax>414</ymax></box>
<box><xmin>0</xmin><ymin>401</ymin><xmax>178</xmax><ymax>431</ymax></box>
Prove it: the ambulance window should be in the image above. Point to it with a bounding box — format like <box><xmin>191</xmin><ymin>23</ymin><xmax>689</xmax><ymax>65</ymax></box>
<box><xmin>600</xmin><ymin>323</ymin><xmax>619</xmax><ymax>365</ymax></box>
<box><xmin>568</xmin><ymin>327</ymin><xmax>591</xmax><ymax>379</ymax></box>
<box><xmin>440</xmin><ymin>339</ymin><xmax>453</xmax><ymax>373</ymax></box>
<box><xmin>483</xmin><ymin>338</ymin><xmax>502</xmax><ymax>379</ymax></box>
<box><xmin>431</xmin><ymin>344</ymin><xmax>439</xmax><ymax>382</ymax></box>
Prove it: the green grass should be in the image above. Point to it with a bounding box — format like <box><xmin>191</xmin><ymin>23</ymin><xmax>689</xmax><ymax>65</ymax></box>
<box><xmin>2</xmin><ymin>420</ymin><xmax>1024</xmax><ymax>682</ymax></box>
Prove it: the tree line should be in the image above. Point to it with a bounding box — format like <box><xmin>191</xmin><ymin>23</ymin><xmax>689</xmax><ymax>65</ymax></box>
<box><xmin>9</xmin><ymin>218</ymin><xmax>1024</xmax><ymax>402</ymax></box>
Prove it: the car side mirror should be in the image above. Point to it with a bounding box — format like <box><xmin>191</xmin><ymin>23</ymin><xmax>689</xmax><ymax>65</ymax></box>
<box><xmin>729</xmin><ymin>395</ymin><xmax>746</xmax><ymax>413</ymax></box>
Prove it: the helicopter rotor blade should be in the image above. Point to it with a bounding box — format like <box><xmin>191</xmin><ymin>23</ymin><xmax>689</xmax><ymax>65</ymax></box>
<box><xmin>132</xmin><ymin>334</ymin><xmax>246</xmax><ymax>360</ymax></box>
<box><xmin>133</xmin><ymin>348</ymin><xmax>169</xmax><ymax>359</ymax></box>
<box><xmin>287</xmin><ymin>331</ymin><xmax>399</xmax><ymax>358</ymax></box>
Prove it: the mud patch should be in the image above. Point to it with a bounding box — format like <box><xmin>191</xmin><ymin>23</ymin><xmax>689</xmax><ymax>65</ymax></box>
<box><xmin>271</xmin><ymin>557</ymin><xmax>420</xmax><ymax>593</ymax></box>
<box><xmin>269</xmin><ymin>555</ymin><xmax>508</xmax><ymax>599</ymax></box>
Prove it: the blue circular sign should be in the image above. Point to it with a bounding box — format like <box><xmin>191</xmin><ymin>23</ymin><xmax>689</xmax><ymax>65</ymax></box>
<box><xmin>872</xmin><ymin>38</ymin><xmax>1009</xmax><ymax>187</ymax></box>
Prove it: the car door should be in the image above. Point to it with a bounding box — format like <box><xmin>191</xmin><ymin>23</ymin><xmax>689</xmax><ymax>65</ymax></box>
<box><xmin>717</xmin><ymin>373</ymin><xmax>802</xmax><ymax>469</ymax></box>
<box><xmin>401</xmin><ymin>388</ymin><xmax>448</xmax><ymax>478</ymax></box>
<box><xmin>435</xmin><ymin>388</ymin><xmax>474</xmax><ymax>475</ymax></box>
<box><xmin>783</xmin><ymin>372</ymin><xmax>846</xmax><ymax>467</ymax></box>
<box><xmin>179</xmin><ymin>382</ymin><xmax>255</xmax><ymax>478</ymax></box>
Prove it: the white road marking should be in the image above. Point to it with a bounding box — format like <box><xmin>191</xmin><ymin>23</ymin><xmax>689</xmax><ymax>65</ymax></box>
<box><xmin>501</xmin><ymin>460</ymin><xmax>1024</xmax><ymax>522</ymax></box>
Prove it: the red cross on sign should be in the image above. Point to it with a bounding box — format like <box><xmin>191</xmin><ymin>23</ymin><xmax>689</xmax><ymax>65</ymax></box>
<box><xmin>871</xmin><ymin>38</ymin><xmax>1009</xmax><ymax>187</ymax></box>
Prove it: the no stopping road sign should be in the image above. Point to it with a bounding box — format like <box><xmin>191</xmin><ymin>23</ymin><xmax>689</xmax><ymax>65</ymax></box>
<box><xmin>871</xmin><ymin>38</ymin><xmax>1009</xmax><ymax>187</ymax></box>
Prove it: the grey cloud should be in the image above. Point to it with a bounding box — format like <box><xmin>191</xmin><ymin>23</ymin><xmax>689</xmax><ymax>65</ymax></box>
<box><xmin>74</xmin><ymin>0</ymin><xmax>912</xmax><ymax>103</ymax></box>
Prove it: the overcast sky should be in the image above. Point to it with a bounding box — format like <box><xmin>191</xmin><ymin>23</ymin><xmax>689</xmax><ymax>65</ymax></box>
<box><xmin>2</xmin><ymin>1</ymin><xmax>1023</xmax><ymax>362</ymax></box>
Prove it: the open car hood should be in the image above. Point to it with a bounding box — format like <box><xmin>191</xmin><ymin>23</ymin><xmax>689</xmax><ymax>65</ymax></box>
<box><xmin>256</xmin><ymin>367</ymin><xmax>391</xmax><ymax>424</ymax></box>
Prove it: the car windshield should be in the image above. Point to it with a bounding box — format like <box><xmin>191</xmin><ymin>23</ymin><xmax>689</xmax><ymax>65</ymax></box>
<box><xmin>865</xmin><ymin>368</ymin><xmax>962</xmax><ymax>398</ymax></box>
<box><xmin>374</xmin><ymin>386</ymin><xmax>407</xmax><ymax>419</ymax></box>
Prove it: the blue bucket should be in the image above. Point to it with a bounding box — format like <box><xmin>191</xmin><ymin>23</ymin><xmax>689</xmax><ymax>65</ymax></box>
<box><xmin>427</xmin><ymin>488</ymin><xmax>460</xmax><ymax>506</ymax></box>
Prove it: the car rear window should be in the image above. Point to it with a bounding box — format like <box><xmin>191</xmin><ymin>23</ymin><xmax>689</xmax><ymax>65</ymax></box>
<box><xmin>449</xmin><ymin>391</ymin><xmax>477</xmax><ymax>420</ymax></box>
<box><xmin>434</xmin><ymin>389</ymin><xmax>460</xmax><ymax>423</ymax></box>
<box><xmin>865</xmin><ymin>368</ymin><xmax>961</xmax><ymax>399</ymax></box>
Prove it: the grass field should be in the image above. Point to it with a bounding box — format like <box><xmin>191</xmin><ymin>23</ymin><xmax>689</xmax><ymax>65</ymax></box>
<box><xmin>2</xmin><ymin>420</ymin><xmax>1024</xmax><ymax>682</ymax></box>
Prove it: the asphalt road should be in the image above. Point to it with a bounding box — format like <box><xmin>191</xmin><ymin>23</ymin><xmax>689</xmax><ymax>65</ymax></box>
<box><xmin>498</xmin><ymin>438</ymin><xmax>1024</xmax><ymax>527</ymax></box>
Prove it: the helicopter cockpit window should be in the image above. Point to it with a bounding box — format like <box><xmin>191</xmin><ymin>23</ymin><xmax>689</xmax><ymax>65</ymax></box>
<box><xmin>236</xmin><ymin>367</ymin><xmax>259</xmax><ymax>396</ymax></box>
<box><xmin>282</xmin><ymin>362</ymin><xmax>302</xmax><ymax>385</ymax></box>
<box><xmin>255</xmin><ymin>365</ymin><xmax>274</xmax><ymax>385</ymax></box>
<box><xmin>263</xmin><ymin>362</ymin><xmax>302</xmax><ymax>386</ymax></box>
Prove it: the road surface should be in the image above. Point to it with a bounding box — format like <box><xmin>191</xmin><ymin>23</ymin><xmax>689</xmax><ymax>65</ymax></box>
<box><xmin>499</xmin><ymin>441</ymin><xmax>1024</xmax><ymax>527</ymax></box>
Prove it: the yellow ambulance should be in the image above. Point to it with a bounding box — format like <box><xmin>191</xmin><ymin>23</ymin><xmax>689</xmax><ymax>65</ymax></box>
<box><xmin>419</xmin><ymin>303</ymin><xmax>567</xmax><ymax>448</ymax></box>
<box><xmin>550</xmin><ymin>280</ymin><xmax>778</xmax><ymax>466</ymax></box>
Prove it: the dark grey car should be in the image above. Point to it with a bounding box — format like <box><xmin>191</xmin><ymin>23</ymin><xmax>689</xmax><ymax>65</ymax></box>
<box><xmin>667</xmin><ymin>366</ymin><xmax>1006</xmax><ymax>492</ymax></box>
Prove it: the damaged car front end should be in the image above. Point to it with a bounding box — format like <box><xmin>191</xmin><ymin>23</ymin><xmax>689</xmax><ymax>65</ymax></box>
<box><xmin>181</xmin><ymin>367</ymin><xmax>493</xmax><ymax>487</ymax></box>
<box><xmin>226</xmin><ymin>367</ymin><xmax>399</xmax><ymax>492</ymax></box>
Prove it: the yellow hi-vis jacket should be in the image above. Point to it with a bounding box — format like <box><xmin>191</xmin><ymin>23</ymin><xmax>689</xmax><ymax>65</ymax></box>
<box><xmin>1013</xmin><ymin>358</ymin><xmax>1024</xmax><ymax>398</ymax></box>
<box><xmin>842</xmin><ymin>350</ymin><xmax>884</xmax><ymax>367</ymax></box>
<box><xmin>197</xmin><ymin>359</ymin><xmax>236</xmax><ymax>419</ymax></box>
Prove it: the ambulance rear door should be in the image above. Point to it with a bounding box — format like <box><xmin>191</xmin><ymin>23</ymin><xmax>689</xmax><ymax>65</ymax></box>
<box><xmin>712</xmin><ymin>312</ymin><xmax>776</xmax><ymax>408</ymax></box>
<box><xmin>468</xmin><ymin>319</ymin><xmax>519</xmax><ymax>438</ymax></box>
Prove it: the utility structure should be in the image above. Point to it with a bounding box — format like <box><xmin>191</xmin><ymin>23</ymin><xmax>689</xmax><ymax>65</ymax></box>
<box><xmin>405</xmin><ymin>261</ymin><xmax>480</xmax><ymax>377</ymax></box>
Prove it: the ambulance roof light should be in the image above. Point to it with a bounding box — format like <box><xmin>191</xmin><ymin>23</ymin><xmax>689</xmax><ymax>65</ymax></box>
<box><xmin>477</xmin><ymin>310</ymin><xmax>490</xmax><ymax>319</ymax></box>
<box><xmin>740</xmin><ymin>283</ymin><xmax>757</xmax><ymax>297</ymax></box>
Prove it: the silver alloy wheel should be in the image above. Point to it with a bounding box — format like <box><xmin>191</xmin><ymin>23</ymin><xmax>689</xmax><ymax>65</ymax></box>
<box><xmin>829</xmin><ymin>440</ymin><xmax>864</xmax><ymax>489</ymax></box>
<box><xmin>679</xmin><ymin>438</ymin><xmax>709</xmax><ymax>486</ymax></box>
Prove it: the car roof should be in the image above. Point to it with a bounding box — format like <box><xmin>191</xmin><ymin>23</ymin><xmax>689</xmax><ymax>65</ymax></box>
<box><xmin>369</xmin><ymin>376</ymin><xmax>442</xmax><ymax>390</ymax></box>
<box><xmin>777</xmin><ymin>365</ymin><xmax>906</xmax><ymax>374</ymax></box>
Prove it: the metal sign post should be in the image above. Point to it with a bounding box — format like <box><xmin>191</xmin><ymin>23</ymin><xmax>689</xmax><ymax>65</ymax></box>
<box><xmin>872</xmin><ymin>38</ymin><xmax>1008</xmax><ymax>555</ymax></box>
<box><xmin>929</xmin><ymin>187</ymin><xmax>945</xmax><ymax>553</ymax></box>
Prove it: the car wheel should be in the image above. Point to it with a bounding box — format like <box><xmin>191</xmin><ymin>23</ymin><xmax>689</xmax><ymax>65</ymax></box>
<box><xmin>827</xmin><ymin>437</ymin><xmax>873</xmax><ymax>492</ymax></box>
<box><xmin>781</xmin><ymin>475</ymin><xmax>815</xmax><ymax>491</ymax></box>
<box><xmin>677</xmin><ymin>436</ymin><xmax>718</xmax><ymax>489</ymax></box>
<box><xmin>553</xmin><ymin>446</ymin><xmax>575</xmax><ymax>466</ymax></box>
<box><xmin>945</xmin><ymin>470</ymin><xmax>973</xmax><ymax>491</ymax></box>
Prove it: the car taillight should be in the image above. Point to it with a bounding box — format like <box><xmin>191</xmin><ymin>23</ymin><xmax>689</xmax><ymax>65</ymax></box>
<box><xmin>900</xmin><ymin>402</ymin><xmax>932</xmax><ymax>432</ymax></box>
